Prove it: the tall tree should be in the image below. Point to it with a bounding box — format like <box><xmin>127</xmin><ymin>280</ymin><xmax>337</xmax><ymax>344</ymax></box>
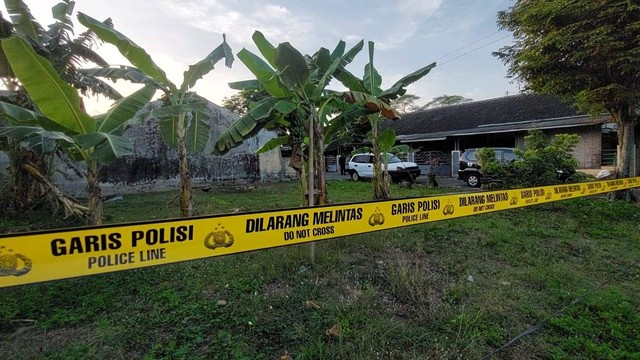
<box><xmin>332</xmin><ymin>41</ymin><xmax>435</xmax><ymax>199</ymax></box>
<box><xmin>0</xmin><ymin>36</ymin><xmax>155</xmax><ymax>224</ymax></box>
<box><xmin>0</xmin><ymin>0</ymin><xmax>120</xmax><ymax>99</ymax></box>
<box><xmin>423</xmin><ymin>94</ymin><xmax>472</xmax><ymax>109</ymax></box>
<box><xmin>221</xmin><ymin>88</ymin><xmax>268</xmax><ymax>116</ymax></box>
<box><xmin>495</xmin><ymin>0</ymin><xmax>639</xmax><ymax>200</ymax></box>
<box><xmin>0</xmin><ymin>0</ymin><xmax>121</xmax><ymax>213</ymax></box>
<box><xmin>78</xmin><ymin>13</ymin><xmax>234</xmax><ymax>217</ymax></box>
<box><xmin>213</xmin><ymin>31</ymin><xmax>379</xmax><ymax>207</ymax></box>
<box><xmin>391</xmin><ymin>94</ymin><xmax>420</xmax><ymax>114</ymax></box>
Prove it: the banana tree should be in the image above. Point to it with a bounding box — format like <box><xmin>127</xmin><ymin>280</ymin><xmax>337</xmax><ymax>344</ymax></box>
<box><xmin>78</xmin><ymin>12</ymin><xmax>234</xmax><ymax>217</ymax></box>
<box><xmin>334</xmin><ymin>41</ymin><xmax>436</xmax><ymax>199</ymax></box>
<box><xmin>213</xmin><ymin>31</ymin><xmax>400</xmax><ymax>206</ymax></box>
<box><xmin>0</xmin><ymin>0</ymin><xmax>123</xmax><ymax>212</ymax></box>
<box><xmin>0</xmin><ymin>36</ymin><xmax>156</xmax><ymax>224</ymax></box>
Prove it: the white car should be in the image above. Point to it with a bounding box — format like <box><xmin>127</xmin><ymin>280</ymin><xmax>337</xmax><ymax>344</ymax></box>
<box><xmin>347</xmin><ymin>153</ymin><xmax>421</xmax><ymax>182</ymax></box>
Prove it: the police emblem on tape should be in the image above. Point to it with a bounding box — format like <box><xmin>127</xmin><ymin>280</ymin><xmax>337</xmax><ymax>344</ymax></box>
<box><xmin>204</xmin><ymin>224</ymin><xmax>234</xmax><ymax>250</ymax></box>
<box><xmin>0</xmin><ymin>247</ymin><xmax>31</xmax><ymax>277</ymax></box>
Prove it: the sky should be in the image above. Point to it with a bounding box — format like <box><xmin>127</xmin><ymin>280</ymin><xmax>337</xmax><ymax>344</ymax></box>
<box><xmin>7</xmin><ymin>0</ymin><xmax>522</xmax><ymax>115</ymax></box>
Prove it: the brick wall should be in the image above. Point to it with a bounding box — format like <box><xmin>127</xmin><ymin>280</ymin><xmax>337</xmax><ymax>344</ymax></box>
<box><xmin>547</xmin><ymin>126</ymin><xmax>601</xmax><ymax>168</ymax></box>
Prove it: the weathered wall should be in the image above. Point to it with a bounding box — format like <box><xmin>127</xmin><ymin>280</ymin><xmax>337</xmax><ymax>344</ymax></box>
<box><xmin>4</xmin><ymin>102</ymin><xmax>285</xmax><ymax>198</ymax></box>
<box><xmin>546</xmin><ymin>125</ymin><xmax>602</xmax><ymax>168</ymax></box>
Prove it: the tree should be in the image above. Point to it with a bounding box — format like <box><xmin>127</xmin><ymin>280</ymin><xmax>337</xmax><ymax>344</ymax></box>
<box><xmin>0</xmin><ymin>36</ymin><xmax>155</xmax><ymax>224</ymax></box>
<box><xmin>423</xmin><ymin>94</ymin><xmax>472</xmax><ymax>109</ymax></box>
<box><xmin>390</xmin><ymin>94</ymin><xmax>420</xmax><ymax>114</ymax></box>
<box><xmin>333</xmin><ymin>41</ymin><xmax>435</xmax><ymax>199</ymax></box>
<box><xmin>0</xmin><ymin>0</ymin><xmax>120</xmax><ymax>99</ymax></box>
<box><xmin>0</xmin><ymin>0</ymin><xmax>121</xmax><ymax>213</ymax></box>
<box><xmin>495</xmin><ymin>0</ymin><xmax>639</xmax><ymax>200</ymax></box>
<box><xmin>221</xmin><ymin>88</ymin><xmax>268</xmax><ymax>116</ymax></box>
<box><xmin>213</xmin><ymin>31</ymin><xmax>380</xmax><ymax>207</ymax></box>
<box><xmin>78</xmin><ymin>13</ymin><xmax>234</xmax><ymax>217</ymax></box>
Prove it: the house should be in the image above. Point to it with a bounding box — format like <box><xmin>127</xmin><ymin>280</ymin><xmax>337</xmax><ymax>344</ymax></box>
<box><xmin>387</xmin><ymin>94</ymin><xmax>638</xmax><ymax>176</ymax></box>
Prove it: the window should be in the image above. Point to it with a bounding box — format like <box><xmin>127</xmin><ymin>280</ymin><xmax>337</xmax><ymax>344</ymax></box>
<box><xmin>503</xmin><ymin>151</ymin><xmax>518</xmax><ymax>161</ymax></box>
<box><xmin>353</xmin><ymin>155</ymin><xmax>368</xmax><ymax>163</ymax></box>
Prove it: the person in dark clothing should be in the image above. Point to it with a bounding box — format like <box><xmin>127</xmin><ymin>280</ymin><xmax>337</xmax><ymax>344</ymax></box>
<box><xmin>338</xmin><ymin>155</ymin><xmax>346</xmax><ymax>175</ymax></box>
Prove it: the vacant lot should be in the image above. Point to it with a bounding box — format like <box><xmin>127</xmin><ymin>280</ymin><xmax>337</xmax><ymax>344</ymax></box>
<box><xmin>1</xmin><ymin>180</ymin><xmax>639</xmax><ymax>359</ymax></box>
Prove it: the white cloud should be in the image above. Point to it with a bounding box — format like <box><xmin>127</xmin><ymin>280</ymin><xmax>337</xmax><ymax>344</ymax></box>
<box><xmin>396</xmin><ymin>0</ymin><xmax>443</xmax><ymax>17</ymax></box>
<box><xmin>158</xmin><ymin>1</ymin><xmax>313</xmax><ymax>49</ymax></box>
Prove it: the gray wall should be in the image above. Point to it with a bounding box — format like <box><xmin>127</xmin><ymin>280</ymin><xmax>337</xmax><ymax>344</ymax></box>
<box><xmin>1</xmin><ymin>102</ymin><xmax>285</xmax><ymax>198</ymax></box>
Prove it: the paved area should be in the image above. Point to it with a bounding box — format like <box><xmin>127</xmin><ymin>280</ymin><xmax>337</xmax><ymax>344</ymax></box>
<box><xmin>325</xmin><ymin>171</ymin><xmax>469</xmax><ymax>189</ymax></box>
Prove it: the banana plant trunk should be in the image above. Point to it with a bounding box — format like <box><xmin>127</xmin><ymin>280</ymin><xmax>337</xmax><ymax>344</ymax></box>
<box><xmin>371</xmin><ymin>120</ymin><xmax>390</xmax><ymax>200</ymax></box>
<box><xmin>87</xmin><ymin>159</ymin><xmax>103</xmax><ymax>225</ymax></box>
<box><xmin>177</xmin><ymin>118</ymin><xmax>194</xmax><ymax>217</ymax></box>
<box><xmin>289</xmin><ymin>142</ymin><xmax>308</xmax><ymax>206</ymax></box>
<box><xmin>312</xmin><ymin>113</ymin><xmax>328</xmax><ymax>206</ymax></box>
<box><xmin>6</xmin><ymin>145</ymin><xmax>49</xmax><ymax>213</ymax></box>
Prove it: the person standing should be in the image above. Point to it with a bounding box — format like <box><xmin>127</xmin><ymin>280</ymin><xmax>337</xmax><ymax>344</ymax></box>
<box><xmin>338</xmin><ymin>155</ymin><xmax>346</xmax><ymax>176</ymax></box>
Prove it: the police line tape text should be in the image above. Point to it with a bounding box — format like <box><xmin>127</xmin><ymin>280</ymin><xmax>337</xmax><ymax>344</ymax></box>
<box><xmin>50</xmin><ymin>225</ymin><xmax>194</xmax><ymax>256</ymax></box>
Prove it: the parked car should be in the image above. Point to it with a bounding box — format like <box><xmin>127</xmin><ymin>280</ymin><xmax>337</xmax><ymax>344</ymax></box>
<box><xmin>457</xmin><ymin>147</ymin><xmax>518</xmax><ymax>187</ymax></box>
<box><xmin>347</xmin><ymin>153</ymin><xmax>421</xmax><ymax>182</ymax></box>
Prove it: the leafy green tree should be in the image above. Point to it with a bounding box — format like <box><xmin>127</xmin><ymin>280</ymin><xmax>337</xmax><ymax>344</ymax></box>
<box><xmin>213</xmin><ymin>31</ymin><xmax>381</xmax><ymax>207</ymax></box>
<box><xmin>78</xmin><ymin>13</ymin><xmax>234</xmax><ymax>217</ymax></box>
<box><xmin>0</xmin><ymin>0</ymin><xmax>120</xmax><ymax>99</ymax></box>
<box><xmin>332</xmin><ymin>41</ymin><xmax>435</xmax><ymax>199</ymax></box>
<box><xmin>221</xmin><ymin>88</ymin><xmax>268</xmax><ymax>116</ymax></box>
<box><xmin>0</xmin><ymin>0</ymin><xmax>121</xmax><ymax>213</ymax></box>
<box><xmin>390</xmin><ymin>94</ymin><xmax>421</xmax><ymax>114</ymax></box>
<box><xmin>423</xmin><ymin>94</ymin><xmax>472</xmax><ymax>109</ymax></box>
<box><xmin>495</xmin><ymin>0</ymin><xmax>640</xmax><ymax>199</ymax></box>
<box><xmin>0</xmin><ymin>36</ymin><xmax>155</xmax><ymax>224</ymax></box>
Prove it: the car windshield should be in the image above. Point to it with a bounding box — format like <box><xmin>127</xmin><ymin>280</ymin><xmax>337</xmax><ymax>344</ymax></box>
<box><xmin>385</xmin><ymin>154</ymin><xmax>402</xmax><ymax>163</ymax></box>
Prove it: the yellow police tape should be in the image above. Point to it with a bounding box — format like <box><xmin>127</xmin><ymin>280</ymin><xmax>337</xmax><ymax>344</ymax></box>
<box><xmin>1</xmin><ymin>177</ymin><xmax>639</xmax><ymax>288</ymax></box>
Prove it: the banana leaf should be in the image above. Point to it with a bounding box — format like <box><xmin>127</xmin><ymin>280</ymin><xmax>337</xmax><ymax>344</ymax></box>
<box><xmin>127</xmin><ymin>102</ymin><xmax>209</xmax><ymax>127</ymax></box>
<box><xmin>342</xmin><ymin>92</ymin><xmax>400</xmax><ymax>120</ymax></box>
<box><xmin>237</xmin><ymin>48</ymin><xmax>286</xmax><ymax>98</ymax></box>
<box><xmin>96</xmin><ymin>84</ymin><xmax>156</xmax><ymax>134</ymax></box>
<box><xmin>312</xmin><ymin>41</ymin><xmax>364</xmax><ymax>99</ymax></box>
<box><xmin>185</xmin><ymin>111</ymin><xmax>210</xmax><ymax>153</ymax></box>
<box><xmin>363</xmin><ymin>41</ymin><xmax>382</xmax><ymax>96</ymax></box>
<box><xmin>181</xmin><ymin>34</ymin><xmax>234</xmax><ymax>91</ymax></box>
<box><xmin>79</xmin><ymin>66</ymin><xmax>162</xmax><ymax>89</ymax></box>
<box><xmin>213</xmin><ymin>97</ymin><xmax>280</xmax><ymax>154</ymax></box>
<box><xmin>251</xmin><ymin>31</ymin><xmax>277</xmax><ymax>68</ymax></box>
<box><xmin>274</xmin><ymin>42</ymin><xmax>309</xmax><ymax>89</ymax></box>
<box><xmin>0</xmin><ymin>101</ymin><xmax>68</xmax><ymax>132</ymax></box>
<box><xmin>256</xmin><ymin>134</ymin><xmax>289</xmax><ymax>154</ymax></box>
<box><xmin>378</xmin><ymin>62</ymin><xmax>436</xmax><ymax>101</ymax></box>
<box><xmin>158</xmin><ymin>117</ymin><xmax>178</xmax><ymax>148</ymax></box>
<box><xmin>77</xmin><ymin>12</ymin><xmax>176</xmax><ymax>92</ymax></box>
<box><xmin>1</xmin><ymin>36</ymin><xmax>95</xmax><ymax>134</ymax></box>
<box><xmin>228</xmin><ymin>79</ymin><xmax>263</xmax><ymax>91</ymax></box>
<box><xmin>0</xmin><ymin>125</ymin><xmax>74</xmax><ymax>144</ymax></box>
<box><xmin>4</xmin><ymin>0</ymin><xmax>44</xmax><ymax>40</ymax></box>
<box><xmin>75</xmin><ymin>132</ymin><xmax>133</xmax><ymax>163</ymax></box>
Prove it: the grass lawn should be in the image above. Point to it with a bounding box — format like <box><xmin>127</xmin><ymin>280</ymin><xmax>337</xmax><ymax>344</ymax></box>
<box><xmin>1</xmin><ymin>180</ymin><xmax>639</xmax><ymax>359</ymax></box>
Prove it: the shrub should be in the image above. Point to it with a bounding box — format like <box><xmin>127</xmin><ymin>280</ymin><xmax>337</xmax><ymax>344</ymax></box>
<box><xmin>478</xmin><ymin>130</ymin><xmax>582</xmax><ymax>188</ymax></box>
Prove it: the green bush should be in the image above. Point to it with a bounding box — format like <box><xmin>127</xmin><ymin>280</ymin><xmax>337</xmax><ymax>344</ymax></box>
<box><xmin>478</xmin><ymin>130</ymin><xmax>583</xmax><ymax>188</ymax></box>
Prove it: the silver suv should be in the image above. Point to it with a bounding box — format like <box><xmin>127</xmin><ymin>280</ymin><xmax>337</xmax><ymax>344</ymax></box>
<box><xmin>347</xmin><ymin>153</ymin><xmax>421</xmax><ymax>182</ymax></box>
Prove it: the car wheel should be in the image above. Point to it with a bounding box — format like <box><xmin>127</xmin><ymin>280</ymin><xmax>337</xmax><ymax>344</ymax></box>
<box><xmin>466</xmin><ymin>174</ymin><xmax>481</xmax><ymax>187</ymax></box>
<box><xmin>351</xmin><ymin>171</ymin><xmax>361</xmax><ymax>181</ymax></box>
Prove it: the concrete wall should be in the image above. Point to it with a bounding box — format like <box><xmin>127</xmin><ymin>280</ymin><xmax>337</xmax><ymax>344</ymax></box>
<box><xmin>1</xmin><ymin>102</ymin><xmax>285</xmax><ymax>198</ymax></box>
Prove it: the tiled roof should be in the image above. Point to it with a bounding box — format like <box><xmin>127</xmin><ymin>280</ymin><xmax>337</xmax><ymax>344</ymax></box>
<box><xmin>388</xmin><ymin>94</ymin><xmax>600</xmax><ymax>138</ymax></box>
